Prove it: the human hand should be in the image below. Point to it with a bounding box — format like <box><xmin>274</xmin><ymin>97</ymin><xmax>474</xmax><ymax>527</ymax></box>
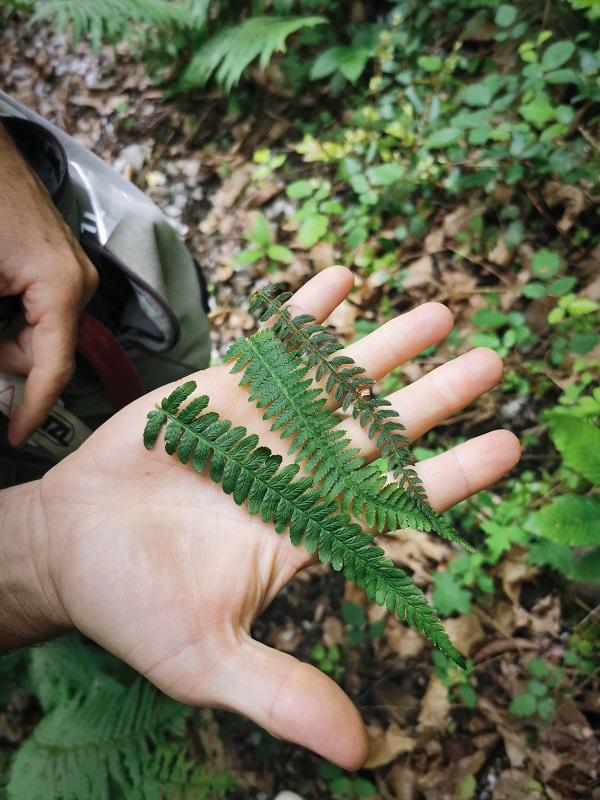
<box><xmin>36</xmin><ymin>267</ymin><xmax>520</xmax><ymax>768</ymax></box>
<box><xmin>0</xmin><ymin>123</ymin><xmax>98</xmax><ymax>446</ymax></box>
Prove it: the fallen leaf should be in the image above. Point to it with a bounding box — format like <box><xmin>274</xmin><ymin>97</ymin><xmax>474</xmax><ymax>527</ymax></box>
<box><xmin>543</xmin><ymin>180</ymin><xmax>587</xmax><ymax>234</ymax></box>
<box><xmin>322</xmin><ymin>615</ymin><xmax>345</xmax><ymax>647</ymax></box>
<box><xmin>387</xmin><ymin>763</ymin><xmax>418</xmax><ymax>800</ymax></box>
<box><xmin>444</xmin><ymin>614</ymin><xmax>485</xmax><ymax>656</ymax></box>
<box><xmin>492</xmin><ymin>768</ymin><xmax>537</xmax><ymax>800</ymax></box>
<box><xmin>418</xmin><ymin>676</ymin><xmax>450</xmax><ymax>733</ymax></box>
<box><xmin>424</xmin><ymin>227</ymin><xmax>445</xmax><ymax>254</ymax></box>
<box><xmin>498</xmin><ymin>547</ymin><xmax>539</xmax><ymax>605</ymax></box>
<box><xmin>384</xmin><ymin>616</ymin><xmax>426</xmax><ymax>660</ymax></box>
<box><xmin>489</xmin><ymin>234</ymin><xmax>512</xmax><ymax>267</ymax></box>
<box><xmin>402</xmin><ymin>255</ymin><xmax>434</xmax><ymax>289</ymax></box>
<box><xmin>418</xmin><ymin>751</ymin><xmax>487</xmax><ymax>798</ymax></box>
<box><xmin>365</xmin><ymin>722</ymin><xmax>416</xmax><ymax>769</ymax></box>
<box><xmin>443</xmin><ymin>204</ymin><xmax>486</xmax><ymax>238</ymax></box>
<box><xmin>200</xmin><ymin>163</ymin><xmax>253</xmax><ymax>234</ymax></box>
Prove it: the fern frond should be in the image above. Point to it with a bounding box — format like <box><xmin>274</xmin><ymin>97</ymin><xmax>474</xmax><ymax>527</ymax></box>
<box><xmin>144</xmin><ymin>384</ymin><xmax>464</xmax><ymax>666</ymax></box>
<box><xmin>178</xmin><ymin>15</ymin><xmax>326</xmax><ymax>92</ymax></box>
<box><xmin>138</xmin><ymin>745</ymin><xmax>235</xmax><ymax>800</ymax></box>
<box><xmin>249</xmin><ymin>285</ymin><xmax>468</xmax><ymax>549</ymax></box>
<box><xmin>31</xmin><ymin>0</ymin><xmax>192</xmax><ymax>49</ymax></box>
<box><xmin>29</xmin><ymin>635</ymin><xmax>121</xmax><ymax>713</ymax></box>
<box><xmin>225</xmin><ymin>329</ymin><xmax>467</xmax><ymax>540</ymax></box>
<box><xmin>7</xmin><ymin>679</ymin><xmax>185</xmax><ymax>800</ymax></box>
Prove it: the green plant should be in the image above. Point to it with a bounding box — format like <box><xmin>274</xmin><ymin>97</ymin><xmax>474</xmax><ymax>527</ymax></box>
<box><xmin>526</xmin><ymin>394</ymin><xmax>600</xmax><ymax>580</ymax></box>
<box><xmin>233</xmin><ymin>213</ymin><xmax>294</xmax><ymax>272</ymax></box>
<box><xmin>432</xmin><ymin>652</ymin><xmax>477</xmax><ymax>709</ymax></box>
<box><xmin>311</xmin><ymin>643</ymin><xmax>345</xmax><ymax>681</ymax></box>
<box><xmin>318</xmin><ymin>762</ymin><xmax>376</xmax><ymax>799</ymax></box>
<box><xmin>509</xmin><ymin>657</ymin><xmax>563</xmax><ymax>721</ymax></box>
<box><xmin>5</xmin><ymin>637</ymin><xmax>234</xmax><ymax>800</ymax></box>
<box><xmin>341</xmin><ymin>601</ymin><xmax>384</xmax><ymax>646</ymax></box>
<box><xmin>143</xmin><ymin>284</ymin><xmax>470</xmax><ymax>666</ymax></box>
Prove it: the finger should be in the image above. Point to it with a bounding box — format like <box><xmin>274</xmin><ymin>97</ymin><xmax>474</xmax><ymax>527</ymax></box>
<box><xmin>341</xmin><ymin>347</ymin><xmax>503</xmax><ymax>458</ymax></box>
<box><xmin>283</xmin><ymin>265</ymin><xmax>354</xmax><ymax>324</ymax></box>
<box><xmin>8</xmin><ymin>312</ymin><xmax>77</xmax><ymax>446</ymax></box>
<box><xmin>214</xmin><ymin>636</ymin><xmax>368</xmax><ymax>770</ymax></box>
<box><xmin>417</xmin><ymin>430</ymin><xmax>521</xmax><ymax>512</ymax></box>
<box><xmin>337</xmin><ymin>302</ymin><xmax>453</xmax><ymax>387</ymax></box>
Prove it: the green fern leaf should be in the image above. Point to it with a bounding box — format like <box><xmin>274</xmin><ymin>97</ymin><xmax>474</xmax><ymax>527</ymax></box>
<box><xmin>225</xmin><ymin>328</ymin><xmax>470</xmax><ymax>547</ymax></box>
<box><xmin>144</xmin><ymin>384</ymin><xmax>465</xmax><ymax>666</ymax></box>
<box><xmin>31</xmin><ymin>0</ymin><xmax>192</xmax><ymax>49</ymax></box>
<box><xmin>8</xmin><ymin>679</ymin><xmax>185</xmax><ymax>800</ymax></box>
<box><xmin>138</xmin><ymin>745</ymin><xmax>235</xmax><ymax>800</ymax></box>
<box><xmin>178</xmin><ymin>15</ymin><xmax>326</xmax><ymax>92</ymax></box>
<box><xmin>29</xmin><ymin>635</ymin><xmax>121</xmax><ymax>713</ymax></box>
<box><xmin>531</xmin><ymin>494</ymin><xmax>600</xmax><ymax>547</ymax></box>
<box><xmin>249</xmin><ymin>284</ymin><xmax>466</xmax><ymax>548</ymax></box>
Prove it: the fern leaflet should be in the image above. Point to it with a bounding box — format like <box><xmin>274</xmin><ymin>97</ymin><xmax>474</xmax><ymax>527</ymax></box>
<box><xmin>144</xmin><ymin>381</ymin><xmax>464</xmax><ymax>666</ymax></box>
<box><xmin>178</xmin><ymin>15</ymin><xmax>326</xmax><ymax>92</ymax></box>
<box><xmin>249</xmin><ymin>284</ymin><xmax>466</xmax><ymax>548</ymax></box>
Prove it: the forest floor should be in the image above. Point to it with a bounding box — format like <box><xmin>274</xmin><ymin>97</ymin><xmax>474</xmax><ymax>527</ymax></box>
<box><xmin>0</xmin><ymin>15</ymin><xmax>598</xmax><ymax>800</ymax></box>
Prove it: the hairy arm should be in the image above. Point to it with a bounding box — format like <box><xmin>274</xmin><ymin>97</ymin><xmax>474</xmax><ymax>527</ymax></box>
<box><xmin>0</xmin><ymin>480</ymin><xmax>69</xmax><ymax>649</ymax></box>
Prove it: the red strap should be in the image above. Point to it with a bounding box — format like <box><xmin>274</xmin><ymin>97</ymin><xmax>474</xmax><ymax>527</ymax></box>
<box><xmin>77</xmin><ymin>312</ymin><xmax>144</xmax><ymax>410</ymax></box>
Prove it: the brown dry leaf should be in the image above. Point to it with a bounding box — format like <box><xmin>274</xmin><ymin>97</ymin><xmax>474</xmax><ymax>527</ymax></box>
<box><xmin>245</xmin><ymin>180</ymin><xmax>283</xmax><ymax>209</ymax></box>
<box><xmin>441</xmin><ymin>268</ymin><xmax>479</xmax><ymax>300</ymax></box>
<box><xmin>488</xmin><ymin>233</ymin><xmax>512</xmax><ymax>267</ymax></box>
<box><xmin>478</xmin><ymin>698</ymin><xmax>528</xmax><ymax>768</ymax></box>
<box><xmin>200</xmin><ymin>163</ymin><xmax>253</xmax><ymax>234</ymax></box>
<box><xmin>403</xmin><ymin>255</ymin><xmax>434</xmax><ymax>289</ymax></box>
<box><xmin>266</xmin><ymin>622</ymin><xmax>301</xmax><ymax>653</ymax></box>
<box><xmin>417</xmin><ymin>676</ymin><xmax>450</xmax><ymax>733</ymax></box>
<box><xmin>424</xmin><ymin>227</ymin><xmax>445</xmax><ymax>254</ymax></box>
<box><xmin>308</xmin><ymin>241</ymin><xmax>338</xmax><ymax>271</ymax></box>
<box><xmin>543</xmin><ymin>180</ymin><xmax>587</xmax><ymax>234</ymax></box>
<box><xmin>387</xmin><ymin>763</ymin><xmax>418</xmax><ymax>800</ymax></box>
<box><xmin>418</xmin><ymin>751</ymin><xmax>487</xmax><ymax>798</ymax></box>
<box><xmin>498</xmin><ymin>546</ymin><xmax>538</xmax><ymax>605</ymax></box>
<box><xmin>381</xmin><ymin>530</ymin><xmax>452</xmax><ymax>584</ymax></box>
<box><xmin>443</xmin><ymin>203</ymin><xmax>486</xmax><ymax>238</ymax></box>
<box><xmin>324</xmin><ymin>299</ymin><xmax>357</xmax><ymax>339</ymax></box>
<box><xmin>444</xmin><ymin>614</ymin><xmax>485</xmax><ymax>657</ymax></box>
<box><xmin>322</xmin><ymin>615</ymin><xmax>345</xmax><ymax>647</ymax></box>
<box><xmin>492</xmin><ymin>768</ymin><xmax>539</xmax><ymax>800</ymax></box>
<box><xmin>365</xmin><ymin>722</ymin><xmax>416</xmax><ymax>769</ymax></box>
<box><xmin>384</xmin><ymin>616</ymin><xmax>426</xmax><ymax>660</ymax></box>
<box><xmin>529</xmin><ymin>593</ymin><xmax>561</xmax><ymax>637</ymax></box>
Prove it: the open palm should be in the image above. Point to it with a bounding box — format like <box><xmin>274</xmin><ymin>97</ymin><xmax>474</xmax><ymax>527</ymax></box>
<box><xmin>40</xmin><ymin>268</ymin><xmax>520</xmax><ymax>769</ymax></box>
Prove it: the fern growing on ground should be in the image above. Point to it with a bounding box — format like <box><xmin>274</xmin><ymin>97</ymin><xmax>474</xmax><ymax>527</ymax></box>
<box><xmin>144</xmin><ymin>286</ymin><xmax>471</xmax><ymax>667</ymax></box>
<box><xmin>6</xmin><ymin>637</ymin><xmax>234</xmax><ymax>800</ymax></box>
<box><xmin>25</xmin><ymin>1</ymin><xmax>326</xmax><ymax>91</ymax></box>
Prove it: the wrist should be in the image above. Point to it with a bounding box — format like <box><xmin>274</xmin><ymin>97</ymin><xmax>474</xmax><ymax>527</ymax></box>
<box><xmin>0</xmin><ymin>480</ymin><xmax>71</xmax><ymax>650</ymax></box>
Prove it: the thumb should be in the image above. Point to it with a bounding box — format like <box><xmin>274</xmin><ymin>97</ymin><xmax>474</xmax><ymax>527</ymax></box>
<box><xmin>216</xmin><ymin>636</ymin><xmax>368</xmax><ymax>770</ymax></box>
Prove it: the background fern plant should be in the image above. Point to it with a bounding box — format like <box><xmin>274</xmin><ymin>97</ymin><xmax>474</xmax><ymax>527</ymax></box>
<box><xmin>4</xmin><ymin>0</ymin><xmax>328</xmax><ymax>91</ymax></box>
<box><xmin>4</xmin><ymin>636</ymin><xmax>235</xmax><ymax>800</ymax></box>
<box><xmin>144</xmin><ymin>283</ymin><xmax>470</xmax><ymax>668</ymax></box>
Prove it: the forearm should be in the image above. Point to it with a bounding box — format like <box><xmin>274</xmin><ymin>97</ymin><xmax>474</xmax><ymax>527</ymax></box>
<box><xmin>0</xmin><ymin>480</ymin><xmax>70</xmax><ymax>650</ymax></box>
